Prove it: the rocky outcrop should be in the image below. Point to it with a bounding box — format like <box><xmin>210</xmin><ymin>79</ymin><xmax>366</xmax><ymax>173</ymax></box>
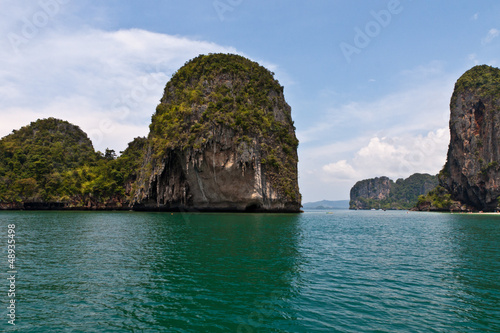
<box><xmin>440</xmin><ymin>65</ymin><xmax>500</xmax><ymax>211</ymax></box>
<box><xmin>350</xmin><ymin>173</ymin><xmax>438</xmax><ymax>210</ymax></box>
<box><xmin>132</xmin><ymin>54</ymin><xmax>301</xmax><ymax>212</ymax></box>
<box><xmin>0</xmin><ymin>118</ymin><xmax>148</xmax><ymax>210</ymax></box>
<box><xmin>350</xmin><ymin>177</ymin><xmax>392</xmax><ymax>209</ymax></box>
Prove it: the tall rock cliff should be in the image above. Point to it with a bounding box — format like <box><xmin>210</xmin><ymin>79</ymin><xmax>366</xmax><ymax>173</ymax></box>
<box><xmin>350</xmin><ymin>176</ymin><xmax>392</xmax><ymax>209</ymax></box>
<box><xmin>132</xmin><ymin>54</ymin><xmax>301</xmax><ymax>212</ymax></box>
<box><xmin>440</xmin><ymin>65</ymin><xmax>500</xmax><ymax>211</ymax></box>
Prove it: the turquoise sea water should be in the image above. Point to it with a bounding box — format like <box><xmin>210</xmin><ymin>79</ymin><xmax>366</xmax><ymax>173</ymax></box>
<box><xmin>0</xmin><ymin>210</ymin><xmax>499</xmax><ymax>332</ymax></box>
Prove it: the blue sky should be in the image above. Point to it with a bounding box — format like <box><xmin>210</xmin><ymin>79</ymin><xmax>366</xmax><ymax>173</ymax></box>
<box><xmin>1</xmin><ymin>0</ymin><xmax>500</xmax><ymax>202</ymax></box>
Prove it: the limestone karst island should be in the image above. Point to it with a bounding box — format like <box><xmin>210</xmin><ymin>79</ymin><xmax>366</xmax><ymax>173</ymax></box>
<box><xmin>0</xmin><ymin>54</ymin><xmax>301</xmax><ymax>212</ymax></box>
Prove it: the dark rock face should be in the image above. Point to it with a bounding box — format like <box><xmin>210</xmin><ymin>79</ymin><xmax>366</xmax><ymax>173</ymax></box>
<box><xmin>132</xmin><ymin>54</ymin><xmax>301</xmax><ymax>212</ymax></box>
<box><xmin>350</xmin><ymin>177</ymin><xmax>392</xmax><ymax>209</ymax></box>
<box><xmin>440</xmin><ymin>65</ymin><xmax>500</xmax><ymax>211</ymax></box>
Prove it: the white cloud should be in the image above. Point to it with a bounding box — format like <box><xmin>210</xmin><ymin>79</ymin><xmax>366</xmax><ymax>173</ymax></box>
<box><xmin>0</xmin><ymin>27</ymin><xmax>240</xmax><ymax>152</ymax></box>
<box><xmin>468</xmin><ymin>53</ymin><xmax>479</xmax><ymax>65</ymax></box>
<box><xmin>351</xmin><ymin>127</ymin><xmax>449</xmax><ymax>179</ymax></box>
<box><xmin>481</xmin><ymin>28</ymin><xmax>500</xmax><ymax>45</ymax></box>
<box><xmin>322</xmin><ymin>160</ymin><xmax>358</xmax><ymax>181</ymax></box>
<box><xmin>471</xmin><ymin>13</ymin><xmax>479</xmax><ymax>21</ymax></box>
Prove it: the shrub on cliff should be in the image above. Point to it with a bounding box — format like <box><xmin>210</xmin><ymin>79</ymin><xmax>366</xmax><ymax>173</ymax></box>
<box><xmin>0</xmin><ymin>118</ymin><xmax>99</xmax><ymax>202</ymax></box>
<box><xmin>0</xmin><ymin>118</ymin><xmax>146</xmax><ymax>205</ymax></box>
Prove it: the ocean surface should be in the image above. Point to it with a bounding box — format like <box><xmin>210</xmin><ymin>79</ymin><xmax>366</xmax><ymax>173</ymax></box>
<box><xmin>0</xmin><ymin>210</ymin><xmax>499</xmax><ymax>332</ymax></box>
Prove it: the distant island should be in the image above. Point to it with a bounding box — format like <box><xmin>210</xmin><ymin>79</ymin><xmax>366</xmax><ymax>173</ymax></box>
<box><xmin>349</xmin><ymin>174</ymin><xmax>438</xmax><ymax>210</ymax></box>
<box><xmin>302</xmin><ymin>200</ymin><xmax>350</xmax><ymax>210</ymax></box>
<box><xmin>0</xmin><ymin>54</ymin><xmax>301</xmax><ymax>212</ymax></box>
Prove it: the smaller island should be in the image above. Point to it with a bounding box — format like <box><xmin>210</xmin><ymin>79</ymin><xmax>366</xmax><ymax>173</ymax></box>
<box><xmin>349</xmin><ymin>173</ymin><xmax>438</xmax><ymax>210</ymax></box>
<box><xmin>0</xmin><ymin>117</ymin><xmax>146</xmax><ymax>210</ymax></box>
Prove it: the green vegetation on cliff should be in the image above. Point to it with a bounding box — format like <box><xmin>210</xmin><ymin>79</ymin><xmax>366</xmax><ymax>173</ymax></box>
<box><xmin>416</xmin><ymin>185</ymin><xmax>454</xmax><ymax>211</ymax></box>
<box><xmin>151</xmin><ymin>54</ymin><xmax>296</xmax><ymax>150</ymax></box>
<box><xmin>0</xmin><ymin>118</ymin><xmax>98</xmax><ymax>203</ymax></box>
<box><xmin>0</xmin><ymin>118</ymin><xmax>146</xmax><ymax>207</ymax></box>
<box><xmin>453</xmin><ymin>65</ymin><xmax>500</xmax><ymax>98</ymax></box>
